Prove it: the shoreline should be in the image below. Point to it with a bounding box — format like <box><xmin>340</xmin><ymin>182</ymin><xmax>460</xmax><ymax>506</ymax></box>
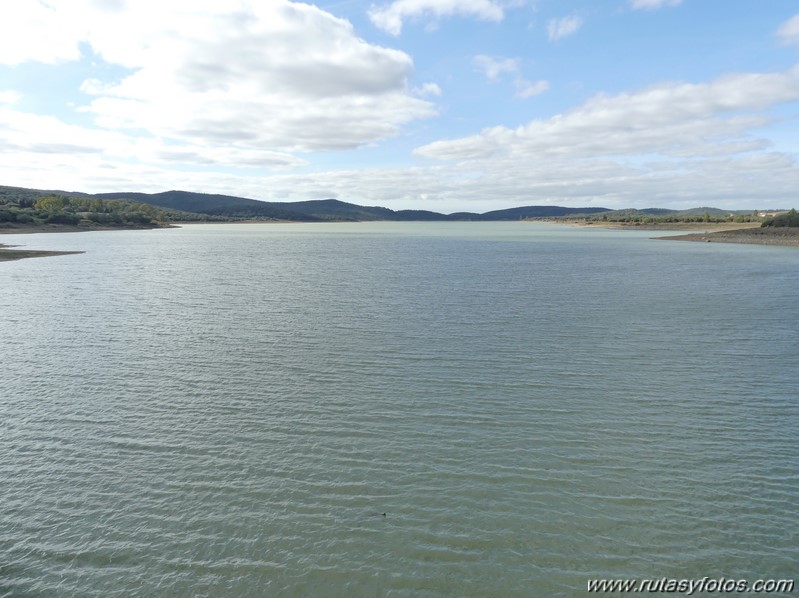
<box><xmin>545</xmin><ymin>220</ymin><xmax>764</xmax><ymax>232</ymax></box>
<box><xmin>0</xmin><ymin>222</ymin><xmax>176</xmax><ymax>235</ymax></box>
<box><xmin>0</xmin><ymin>222</ymin><xmax>170</xmax><ymax>262</ymax></box>
<box><xmin>540</xmin><ymin>219</ymin><xmax>799</xmax><ymax>247</ymax></box>
<box><xmin>654</xmin><ymin>227</ymin><xmax>799</xmax><ymax>247</ymax></box>
<box><xmin>0</xmin><ymin>243</ymin><xmax>84</xmax><ymax>262</ymax></box>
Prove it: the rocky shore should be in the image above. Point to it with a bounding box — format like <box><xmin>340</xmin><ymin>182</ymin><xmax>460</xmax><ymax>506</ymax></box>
<box><xmin>656</xmin><ymin>227</ymin><xmax>799</xmax><ymax>247</ymax></box>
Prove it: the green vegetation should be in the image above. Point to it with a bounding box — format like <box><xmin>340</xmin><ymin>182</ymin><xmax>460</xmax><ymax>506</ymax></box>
<box><xmin>93</xmin><ymin>190</ymin><xmax>324</xmax><ymax>221</ymax></box>
<box><xmin>0</xmin><ymin>184</ymin><xmax>791</xmax><ymax>226</ymax></box>
<box><xmin>0</xmin><ymin>187</ymin><xmax>227</xmax><ymax>229</ymax></box>
<box><xmin>551</xmin><ymin>207</ymin><xmax>765</xmax><ymax>226</ymax></box>
<box><xmin>762</xmin><ymin>208</ymin><xmax>799</xmax><ymax>227</ymax></box>
<box><xmin>0</xmin><ymin>192</ymin><xmax>168</xmax><ymax>228</ymax></box>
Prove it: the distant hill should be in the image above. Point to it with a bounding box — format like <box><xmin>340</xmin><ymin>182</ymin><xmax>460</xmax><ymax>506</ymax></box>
<box><xmin>93</xmin><ymin>190</ymin><xmax>324</xmax><ymax>222</ymax></box>
<box><xmin>1</xmin><ymin>186</ymin><xmax>613</xmax><ymax>221</ymax></box>
<box><xmin>3</xmin><ymin>184</ymin><xmax>765</xmax><ymax>224</ymax></box>
<box><xmin>472</xmin><ymin>205</ymin><xmax>609</xmax><ymax>220</ymax></box>
<box><xmin>267</xmin><ymin>199</ymin><xmax>400</xmax><ymax>221</ymax></box>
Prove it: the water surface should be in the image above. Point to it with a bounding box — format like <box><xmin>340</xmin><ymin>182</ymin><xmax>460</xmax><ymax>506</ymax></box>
<box><xmin>1</xmin><ymin>222</ymin><xmax>797</xmax><ymax>596</ymax></box>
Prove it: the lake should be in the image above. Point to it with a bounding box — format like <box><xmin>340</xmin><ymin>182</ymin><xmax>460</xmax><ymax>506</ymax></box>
<box><xmin>1</xmin><ymin>222</ymin><xmax>797</xmax><ymax>596</ymax></box>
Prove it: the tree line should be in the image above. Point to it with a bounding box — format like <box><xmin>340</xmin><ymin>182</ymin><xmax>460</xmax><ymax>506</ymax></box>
<box><xmin>761</xmin><ymin>208</ymin><xmax>799</xmax><ymax>227</ymax></box>
<box><xmin>0</xmin><ymin>193</ymin><xmax>204</xmax><ymax>227</ymax></box>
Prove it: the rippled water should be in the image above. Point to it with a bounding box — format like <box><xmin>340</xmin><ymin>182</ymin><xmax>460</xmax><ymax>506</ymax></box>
<box><xmin>1</xmin><ymin>222</ymin><xmax>797</xmax><ymax>596</ymax></box>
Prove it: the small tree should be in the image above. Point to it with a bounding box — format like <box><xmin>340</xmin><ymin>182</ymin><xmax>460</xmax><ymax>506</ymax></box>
<box><xmin>34</xmin><ymin>195</ymin><xmax>67</xmax><ymax>212</ymax></box>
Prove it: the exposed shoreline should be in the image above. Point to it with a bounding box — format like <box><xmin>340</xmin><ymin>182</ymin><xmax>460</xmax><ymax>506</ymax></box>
<box><xmin>0</xmin><ymin>243</ymin><xmax>84</xmax><ymax>262</ymax></box>
<box><xmin>0</xmin><ymin>222</ymin><xmax>171</xmax><ymax>262</ymax></box>
<box><xmin>542</xmin><ymin>220</ymin><xmax>799</xmax><ymax>247</ymax></box>
<box><xmin>551</xmin><ymin>220</ymin><xmax>764</xmax><ymax>232</ymax></box>
<box><xmin>0</xmin><ymin>222</ymin><xmax>175</xmax><ymax>235</ymax></box>
<box><xmin>654</xmin><ymin>227</ymin><xmax>799</xmax><ymax>247</ymax></box>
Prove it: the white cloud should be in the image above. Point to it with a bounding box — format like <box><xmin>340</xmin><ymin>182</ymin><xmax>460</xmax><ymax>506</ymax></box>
<box><xmin>0</xmin><ymin>91</ymin><xmax>21</xmax><ymax>105</ymax></box>
<box><xmin>5</xmin><ymin>141</ymin><xmax>799</xmax><ymax>213</ymax></box>
<box><xmin>547</xmin><ymin>15</ymin><xmax>583</xmax><ymax>41</ymax></box>
<box><xmin>416</xmin><ymin>67</ymin><xmax>799</xmax><ymax>161</ymax></box>
<box><xmin>474</xmin><ymin>55</ymin><xmax>520</xmax><ymax>80</ymax></box>
<box><xmin>368</xmin><ymin>0</ymin><xmax>505</xmax><ymax>35</ymax></box>
<box><xmin>630</xmin><ymin>0</ymin><xmax>682</xmax><ymax>10</ymax></box>
<box><xmin>384</xmin><ymin>65</ymin><xmax>799</xmax><ymax>210</ymax></box>
<box><xmin>0</xmin><ymin>106</ymin><xmax>307</xmax><ymax>170</ymax></box>
<box><xmin>79</xmin><ymin>78</ymin><xmax>112</xmax><ymax>95</ymax></box>
<box><xmin>514</xmin><ymin>79</ymin><xmax>549</xmax><ymax>99</ymax></box>
<box><xmin>474</xmin><ymin>55</ymin><xmax>548</xmax><ymax>100</ymax></box>
<box><xmin>414</xmin><ymin>82</ymin><xmax>443</xmax><ymax>97</ymax></box>
<box><xmin>2</xmin><ymin>105</ymin><xmax>798</xmax><ymax>212</ymax></box>
<box><xmin>0</xmin><ymin>1</ymin><xmax>85</xmax><ymax>65</ymax></box>
<box><xmin>777</xmin><ymin>14</ymin><xmax>799</xmax><ymax>46</ymax></box>
<box><xmin>0</xmin><ymin>1</ymin><xmax>438</xmax><ymax>164</ymax></box>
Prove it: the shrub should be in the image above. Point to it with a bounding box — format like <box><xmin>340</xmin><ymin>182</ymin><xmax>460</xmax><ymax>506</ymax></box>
<box><xmin>45</xmin><ymin>211</ymin><xmax>81</xmax><ymax>225</ymax></box>
<box><xmin>87</xmin><ymin>212</ymin><xmax>114</xmax><ymax>224</ymax></box>
<box><xmin>762</xmin><ymin>209</ymin><xmax>799</xmax><ymax>228</ymax></box>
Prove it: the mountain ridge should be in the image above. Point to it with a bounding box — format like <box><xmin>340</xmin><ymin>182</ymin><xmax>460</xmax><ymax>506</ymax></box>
<box><xmin>1</xmin><ymin>186</ymin><xmax>610</xmax><ymax>221</ymax></box>
<box><xmin>1</xmin><ymin>185</ymin><xmax>768</xmax><ymax>223</ymax></box>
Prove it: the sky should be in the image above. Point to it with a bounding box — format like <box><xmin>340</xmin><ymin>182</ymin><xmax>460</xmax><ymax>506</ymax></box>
<box><xmin>1</xmin><ymin>1</ymin><xmax>799</xmax><ymax>213</ymax></box>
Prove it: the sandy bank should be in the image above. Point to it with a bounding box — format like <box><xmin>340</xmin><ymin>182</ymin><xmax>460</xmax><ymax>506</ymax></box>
<box><xmin>655</xmin><ymin>227</ymin><xmax>799</xmax><ymax>247</ymax></box>
<box><xmin>0</xmin><ymin>222</ymin><xmax>173</xmax><ymax>261</ymax></box>
<box><xmin>560</xmin><ymin>221</ymin><xmax>763</xmax><ymax>232</ymax></box>
<box><xmin>0</xmin><ymin>243</ymin><xmax>84</xmax><ymax>262</ymax></box>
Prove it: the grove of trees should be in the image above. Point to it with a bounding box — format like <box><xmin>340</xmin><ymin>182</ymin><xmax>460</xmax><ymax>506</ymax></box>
<box><xmin>0</xmin><ymin>193</ymin><xmax>171</xmax><ymax>228</ymax></box>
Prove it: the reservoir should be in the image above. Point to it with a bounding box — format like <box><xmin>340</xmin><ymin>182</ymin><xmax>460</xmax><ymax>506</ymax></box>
<box><xmin>1</xmin><ymin>222</ymin><xmax>797</xmax><ymax>596</ymax></box>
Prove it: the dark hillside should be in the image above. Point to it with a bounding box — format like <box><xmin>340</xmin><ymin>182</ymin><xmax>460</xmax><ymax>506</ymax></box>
<box><xmin>477</xmin><ymin>206</ymin><xmax>609</xmax><ymax>220</ymax></box>
<box><xmin>94</xmin><ymin>190</ymin><xmax>322</xmax><ymax>221</ymax></box>
<box><xmin>270</xmin><ymin>199</ymin><xmax>394</xmax><ymax>221</ymax></box>
<box><xmin>7</xmin><ymin>184</ymin><xmax>760</xmax><ymax>224</ymax></box>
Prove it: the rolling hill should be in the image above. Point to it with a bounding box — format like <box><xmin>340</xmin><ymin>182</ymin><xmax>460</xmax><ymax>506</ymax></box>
<box><xmin>1</xmin><ymin>186</ymin><xmax>611</xmax><ymax>221</ymax></box>
<box><xmin>4</xmin><ymin>184</ymin><xmax>769</xmax><ymax>224</ymax></box>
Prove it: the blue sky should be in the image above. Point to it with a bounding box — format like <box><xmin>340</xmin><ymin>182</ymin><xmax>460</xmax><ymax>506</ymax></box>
<box><xmin>1</xmin><ymin>0</ymin><xmax>799</xmax><ymax>212</ymax></box>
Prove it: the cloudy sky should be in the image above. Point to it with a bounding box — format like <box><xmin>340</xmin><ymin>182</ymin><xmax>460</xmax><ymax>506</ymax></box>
<box><xmin>1</xmin><ymin>0</ymin><xmax>799</xmax><ymax>212</ymax></box>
